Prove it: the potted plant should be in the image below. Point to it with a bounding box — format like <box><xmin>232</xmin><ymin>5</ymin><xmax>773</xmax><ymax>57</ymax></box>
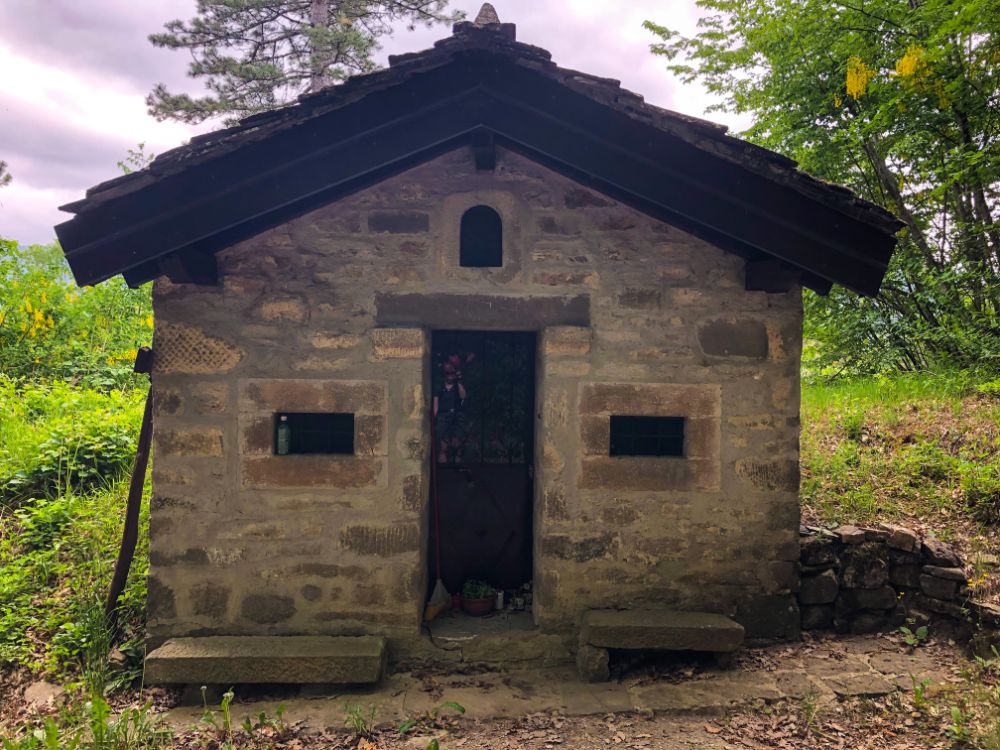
<box><xmin>460</xmin><ymin>580</ymin><xmax>495</xmax><ymax>616</ymax></box>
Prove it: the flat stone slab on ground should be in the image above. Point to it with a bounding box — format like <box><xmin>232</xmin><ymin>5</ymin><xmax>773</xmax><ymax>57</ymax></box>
<box><xmin>145</xmin><ymin>635</ymin><xmax>386</xmax><ymax>685</ymax></box>
<box><xmin>580</xmin><ymin>610</ymin><xmax>744</xmax><ymax>652</ymax></box>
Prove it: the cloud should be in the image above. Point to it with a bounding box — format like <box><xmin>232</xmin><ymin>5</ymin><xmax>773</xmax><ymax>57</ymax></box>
<box><xmin>0</xmin><ymin>0</ymin><xmax>740</xmax><ymax>247</ymax></box>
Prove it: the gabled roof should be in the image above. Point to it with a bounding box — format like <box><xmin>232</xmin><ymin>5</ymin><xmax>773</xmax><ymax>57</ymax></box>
<box><xmin>55</xmin><ymin>6</ymin><xmax>903</xmax><ymax>294</ymax></box>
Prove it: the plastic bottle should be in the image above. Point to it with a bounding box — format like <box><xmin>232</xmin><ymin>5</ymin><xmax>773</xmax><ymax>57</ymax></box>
<box><xmin>276</xmin><ymin>415</ymin><xmax>291</xmax><ymax>455</ymax></box>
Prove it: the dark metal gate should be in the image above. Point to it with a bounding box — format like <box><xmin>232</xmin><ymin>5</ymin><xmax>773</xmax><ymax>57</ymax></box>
<box><xmin>429</xmin><ymin>331</ymin><xmax>536</xmax><ymax>593</ymax></box>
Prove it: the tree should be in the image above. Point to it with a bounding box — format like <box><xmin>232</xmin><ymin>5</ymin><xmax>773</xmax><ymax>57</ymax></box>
<box><xmin>0</xmin><ymin>160</ymin><xmax>11</xmax><ymax>188</ymax></box>
<box><xmin>148</xmin><ymin>0</ymin><xmax>460</xmax><ymax>125</ymax></box>
<box><xmin>646</xmin><ymin>0</ymin><xmax>1000</xmax><ymax>374</ymax></box>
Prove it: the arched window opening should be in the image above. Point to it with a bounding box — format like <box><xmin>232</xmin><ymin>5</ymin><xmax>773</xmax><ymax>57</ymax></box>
<box><xmin>460</xmin><ymin>205</ymin><xmax>503</xmax><ymax>267</ymax></box>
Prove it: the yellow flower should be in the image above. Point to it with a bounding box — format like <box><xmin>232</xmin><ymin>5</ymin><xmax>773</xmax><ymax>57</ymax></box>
<box><xmin>895</xmin><ymin>45</ymin><xmax>924</xmax><ymax>78</ymax></box>
<box><xmin>833</xmin><ymin>94</ymin><xmax>842</xmax><ymax>108</ymax></box>
<box><xmin>144</xmin><ymin>314</ymin><xmax>154</xmax><ymax>329</ymax></box>
<box><xmin>47</xmin><ymin>315</ymin><xmax>54</xmax><ymax>327</ymax></box>
<box><xmin>846</xmin><ymin>56</ymin><xmax>876</xmax><ymax>100</ymax></box>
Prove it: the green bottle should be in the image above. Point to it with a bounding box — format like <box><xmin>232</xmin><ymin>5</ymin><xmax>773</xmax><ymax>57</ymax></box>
<box><xmin>276</xmin><ymin>415</ymin><xmax>291</xmax><ymax>455</ymax></box>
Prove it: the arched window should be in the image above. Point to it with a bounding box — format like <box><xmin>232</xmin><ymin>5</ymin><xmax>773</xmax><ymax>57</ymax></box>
<box><xmin>460</xmin><ymin>205</ymin><xmax>503</xmax><ymax>267</ymax></box>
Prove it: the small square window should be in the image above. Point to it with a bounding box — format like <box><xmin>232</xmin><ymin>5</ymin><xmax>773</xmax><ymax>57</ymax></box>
<box><xmin>609</xmin><ymin>416</ymin><xmax>684</xmax><ymax>457</ymax></box>
<box><xmin>275</xmin><ymin>412</ymin><xmax>354</xmax><ymax>455</ymax></box>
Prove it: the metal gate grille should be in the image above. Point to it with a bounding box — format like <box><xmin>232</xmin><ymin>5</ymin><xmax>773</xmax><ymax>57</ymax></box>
<box><xmin>431</xmin><ymin>331</ymin><xmax>536</xmax><ymax>465</ymax></box>
<box><xmin>430</xmin><ymin>330</ymin><xmax>536</xmax><ymax>592</ymax></box>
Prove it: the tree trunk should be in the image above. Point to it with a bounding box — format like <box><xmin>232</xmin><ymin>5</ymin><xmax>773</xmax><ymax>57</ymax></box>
<box><xmin>310</xmin><ymin>0</ymin><xmax>330</xmax><ymax>93</ymax></box>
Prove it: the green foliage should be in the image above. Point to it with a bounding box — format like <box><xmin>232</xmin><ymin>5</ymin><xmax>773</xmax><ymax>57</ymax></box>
<box><xmin>1</xmin><ymin>695</ymin><xmax>171</xmax><ymax>750</ymax></box>
<box><xmin>343</xmin><ymin>704</ymin><xmax>377</xmax><ymax>738</ymax></box>
<box><xmin>647</xmin><ymin>0</ymin><xmax>1000</xmax><ymax>374</ymax></box>
<box><xmin>900</xmin><ymin>619</ymin><xmax>929</xmax><ymax>648</ymax></box>
<box><xmin>910</xmin><ymin>675</ymin><xmax>932</xmax><ymax>712</ymax></box>
<box><xmin>0</xmin><ymin>482</ymin><xmax>149</xmax><ymax>674</ymax></box>
<box><xmin>0</xmin><ymin>239</ymin><xmax>152</xmax><ymax>389</ymax></box>
<box><xmin>461</xmin><ymin>579</ymin><xmax>494</xmax><ymax>598</ymax></box>
<box><xmin>0</xmin><ymin>377</ymin><xmax>143</xmax><ymax>504</ymax></box>
<box><xmin>147</xmin><ymin>1</ymin><xmax>461</xmax><ymax>124</ymax></box>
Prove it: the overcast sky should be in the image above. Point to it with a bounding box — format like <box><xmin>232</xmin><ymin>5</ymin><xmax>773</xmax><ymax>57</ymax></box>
<box><xmin>0</xmin><ymin>0</ymin><xmax>743</xmax><ymax>246</ymax></box>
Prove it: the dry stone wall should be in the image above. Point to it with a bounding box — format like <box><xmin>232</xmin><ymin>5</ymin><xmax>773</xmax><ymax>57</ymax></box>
<box><xmin>798</xmin><ymin>524</ymin><xmax>1000</xmax><ymax>654</ymax></box>
<box><xmin>148</xmin><ymin>146</ymin><xmax>804</xmax><ymax>654</ymax></box>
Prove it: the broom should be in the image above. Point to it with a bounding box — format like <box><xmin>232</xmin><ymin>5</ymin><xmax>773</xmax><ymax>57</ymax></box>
<box><xmin>423</xmin><ymin>407</ymin><xmax>451</xmax><ymax>620</ymax></box>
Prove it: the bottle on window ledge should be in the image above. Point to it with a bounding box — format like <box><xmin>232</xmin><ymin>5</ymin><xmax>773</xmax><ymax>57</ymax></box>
<box><xmin>276</xmin><ymin>415</ymin><xmax>291</xmax><ymax>455</ymax></box>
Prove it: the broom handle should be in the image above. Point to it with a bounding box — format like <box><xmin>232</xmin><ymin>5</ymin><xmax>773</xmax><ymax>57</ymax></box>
<box><xmin>430</xmin><ymin>403</ymin><xmax>442</xmax><ymax>579</ymax></box>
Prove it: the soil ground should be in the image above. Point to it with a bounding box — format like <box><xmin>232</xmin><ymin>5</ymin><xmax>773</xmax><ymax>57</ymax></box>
<box><xmin>5</xmin><ymin>632</ymin><xmax>983</xmax><ymax>749</ymax></box>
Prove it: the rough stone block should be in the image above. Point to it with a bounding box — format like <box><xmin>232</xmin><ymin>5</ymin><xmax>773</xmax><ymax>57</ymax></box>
<box><xmin>580</xmin><ymin>382</ymin><xmax>720</xmax><ymax>419</ymax></box>
<box><xmin>919</xmin><ymin>574</ymin><xmax>959</xmax><ymax>601</ymax></box>
<box><xmin>834</xmin><ymin>525</ymin><xmax>866</xmax><ymax>545</ymax></box>
<box><xmin>798</xmin><ymin>569</ymin><xmax>838</xmax><ymax>605</ymax></box>
<box><xmin>800</xmin><ymin>537</ymin><xmax>837</xmax><ymax>567</ymax></box>
<box><xmin>735</xmin><ymin>458</ymin><xmax>799</xmax><ymax>492</ymax></box>
<box><xmin>257</xmin><ymin>297</ymin><xmax>307</xmax><ymax>322</ymax></box>
<box><xmin>840</xmin><ymin>544</ymin><xmax>889</xmax><ymax>589</ymax></box>
<box><xmin>155</xmin><ymin>427</ymin><xmax>224</xmax><ymax>457</ymax></box>
<box><xmin>544</xmin><ymin>326</ymin><xmax>592</xmax><ymax>356</ymax></box>
<box><xmin>576</xmin><ymin>643</ymin><xmax>610</xmax><ymax>682</ymax></box>
<box><xmin>736</xmin><ymin>594</ymin><xmax>800</xmax><ymax>641</ymax></box>
<box><xmin>240</xmin><ymin>379</ymin><xmax>386</xmax><ymax>415</ymax></box>
<box><xmin>241</xmin><ymin>456</ymin><xmax>383</xmax><ymax>489</ymax></box>
<box><xmin>145</xmin><ymin>636</ymin><xmax>386</xmax><ymax>684</ymax></box>
<box><xmin>838</xmin><ymin>586</ymin><xmax>898</xmax><ymax>611</ymax></box>
<box><xmin>375</xmin><ymin>292</ymin><xmax>590</xmax><ymax>328</ymax></box>
<box><xmin>340</xmin><ymin>524</ymin><xmax>420</xmax><ymax>556</ymax></box>
<box><xmin>241</xmin><ymin>593</ymin><xmax>296</xmax><ymax>624</ymax></box>
<box><xmin>889</xmin><ymin>564</ymin><xmax>922</xmax><ymax>589</ymax></box>
<box><xmin>580</xmin><ymin>456</ymin><xmax>718</xmax><ymax>492</ymax></box>
<box><xmin>882</xmin><ymin>524</ymin><xmax>920</xmax><ymax>553</ymax></box>
<box><xmin>922</xmin><ymin>539</ymin><xmax>962</xmax><ymax>567</ymax></box>
<box><xmin>580</xmin><ymin>610</ymin><xmax>744</xmax><ymax>653</ymax></box>
<box><xmin>154</xmin><ymin>323</ymin><xmax>243</xmax><ymax>374</ymax></box>
<box><xmin>922</xmin><ymin>565</ymin><xmax>967</xmax><ymax>582</ymax></box>
<box><xmin>190</xmin><ymin>583</ymin><xmax>230</xmax><ymax>618</ymax></box>
<box><xmin>800</xmin><ymin>604</ymin><xmax>834</xmax><ymax>630</ymax></box>
<box><xmin>697</xmin><ymin>319</ymin><xmax>768</xmax><ymax>359</ymax></box>
<box><xmin>371</xmin><ymin>328</ymin><xmax>424</xmax><ymax>359</ymax></box>
<box><xmin>368</xmin><ymin>211</ymin><xmax>429</xmax><ymax>233</ymax></box>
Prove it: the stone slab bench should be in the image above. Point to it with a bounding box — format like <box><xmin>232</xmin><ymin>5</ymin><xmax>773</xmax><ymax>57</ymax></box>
<box><xmin>145</xmin><ymin>636</ymin><xmax>387</xmax><ymax>685</ymax></box>
<box><xmin>577</xmin><ymin>610</ymin><xmax>745</xmax><ymax>681</ymax></box>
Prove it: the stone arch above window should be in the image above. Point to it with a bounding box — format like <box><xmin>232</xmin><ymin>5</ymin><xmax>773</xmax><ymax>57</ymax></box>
<box><xmin>459</xmin><ymin>205</ymin><xmax>503</xmax><ymax>267</ymax></box>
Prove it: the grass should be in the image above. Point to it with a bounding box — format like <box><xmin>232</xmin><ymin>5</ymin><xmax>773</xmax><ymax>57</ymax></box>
<box><xmin>802</xmin><ymin>370</ymin><xmax>1000</xmax><ymax>602</ymax></box>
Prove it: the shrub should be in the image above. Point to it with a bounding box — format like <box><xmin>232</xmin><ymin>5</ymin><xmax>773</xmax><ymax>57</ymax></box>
<box><xmin>0</xmin><ymin>378</ymin><xmax>142</xmax><ymax>505</ymax></box>
<box><xmin>963</xmin><ymin>465</ymin><xmax>1000</xmax><ymax>525</ymax></box>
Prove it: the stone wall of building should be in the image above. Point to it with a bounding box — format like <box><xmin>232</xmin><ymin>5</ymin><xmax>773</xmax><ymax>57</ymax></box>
<box><xmin>147</xmin><ymin>146</ymin><xmax>804</xmax><ymax>654</ymax></box>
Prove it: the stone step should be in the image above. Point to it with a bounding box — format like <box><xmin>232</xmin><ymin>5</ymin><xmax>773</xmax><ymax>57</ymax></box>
<box><xmin>580</xmin><ymin>610</ymin><xmax>745</xmax><ymax>653</ymax></box>
<box><xmin>145</xmin><ymin>636</ymin><xmax>387</xmax><ymax>685</ymax></box>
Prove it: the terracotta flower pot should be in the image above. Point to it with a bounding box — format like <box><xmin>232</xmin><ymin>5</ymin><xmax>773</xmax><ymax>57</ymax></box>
<box><xmin>461</xmin><ymin>596</ymin><xmax>494</xmax><ymax>616</ymax></box>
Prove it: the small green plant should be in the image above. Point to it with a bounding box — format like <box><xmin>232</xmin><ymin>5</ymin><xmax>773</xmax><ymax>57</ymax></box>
<box><xmin>900</xmin><ymin>619</ymin><xmax>929</xmax><ymax>648</ymax></box>
<box><xmin>947</xmin><ymin>706</ymin><xmax>972</xmax><ymax>743</ymax></box>
<box><xmin>398</xmin><ymin>701</ymin><xmax>467</xmax><ymax>735</ymax></box>
<box><xmin>1</xmin><ymin>719</ymin><xmax>64</xmax><ymax>750</ymax></box>
<box><xmin>974</xmin><ymin>646</ymin><xmax>1000</xmax><ymax>676</ymax></box>
<box><xmin>344</xmin><ymin>703</ymin><xmax>377</xmax><ymax>738</ymax></box>
<box><xmin>242</xmin><ymin>704</ymin><xmax>287</xmax><ymax>736</ymax></box>
<box><xmin>910</xmin><ymin>675</ymin><xmax>932</xmax><ymax>712</ymax></box>
<box><xmin>200</xmin><ymin>686</ymin><xmax>237</xmax><ymax>749</ymax></box>
<box><xmin>800</xmin><ymin>692</ymin><xmax>819</xmax><ymax>735</ymax></box>
<box><xmin>461</xmin><ymin>580</ymin><xmax>495</xmax><ymax>599</ymax></box>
